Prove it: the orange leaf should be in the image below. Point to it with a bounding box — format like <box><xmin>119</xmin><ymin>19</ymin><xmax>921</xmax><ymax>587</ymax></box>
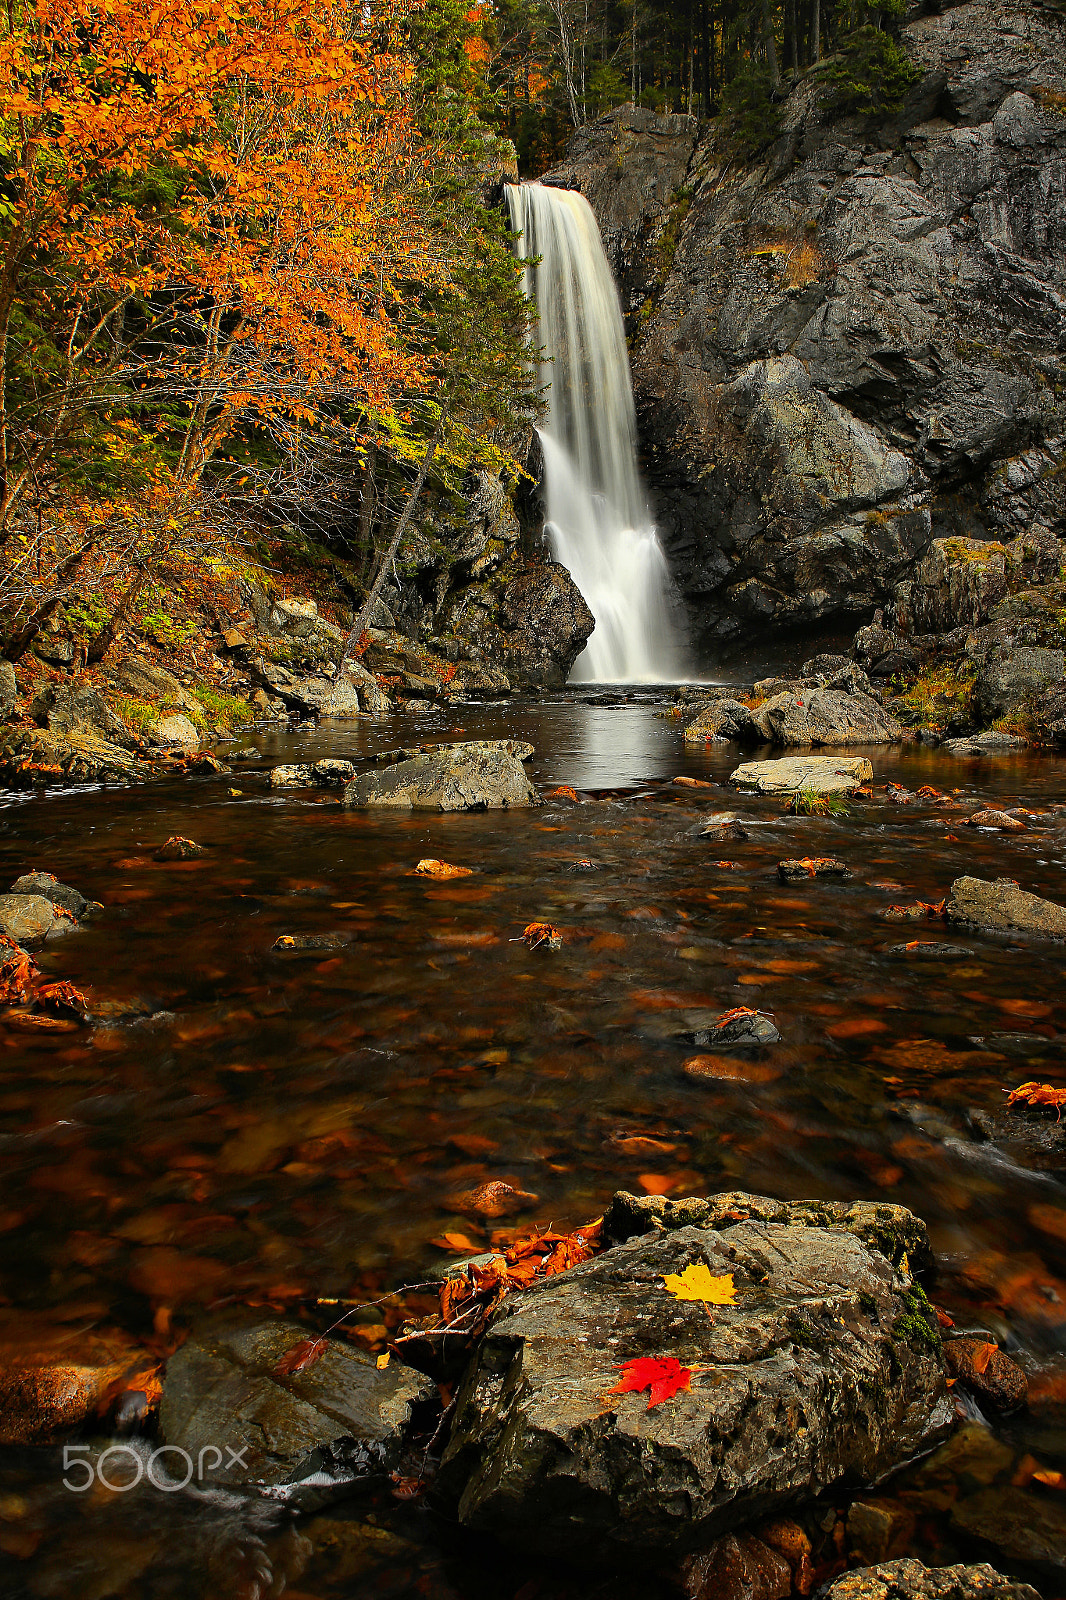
<box><xmin>1033</xmin><ymin>1469</ymin><xmax>1066</xmax><ymax>1490</ymax></box>
<box><xmin>414</xmin><ymin>859</ymin><xmax>473</xmax><ymax>879</ymax></box>
<box><xmin>544</xmin><ymin>785</ymin><xmax>579</xmax><ymax>802</ymax></box>
<box><xmin>970</xmin><ymin>1342</ymin><xmax>996</xmax><ymax>1375</ymax></box>
<box><xmin>1006</xmin><ymin>1082</ymin><xmax>1066</xmax><ymax>1119</ymax></box>
<box><xmin>520</xmin><ymin>921</ymin><xmax>561</xmax><ymax>951</ymax></box>
<box><xmin>610</xmin><ymin>1355</ymin><xmax>691</xmax><ymax>1409</ymax></box>
<box><xmin>430</xmin><ymin>1231</ymin><xmax>483</xmax><ymax>1252</ymax></box>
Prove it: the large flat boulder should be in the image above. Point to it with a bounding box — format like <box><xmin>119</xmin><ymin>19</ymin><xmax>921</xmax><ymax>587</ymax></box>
<box><xmin>436</xmin><ymin>1194</ymin><xmax>950</xmax><ymax>1559</ymax></box>
<box><xmin>0</xmin><ymin>726</ymin><xmax>144</xmax><ymax>788</ymax></box>
<box><xmin>344</xmin><ymin>740</ymin><xmax>537</xmax><ymax>811</ymax></box>
<box><xmin>730</xmin><ymin>755</ymin><xmax>872</xmax><ymax>795</ymax></box>
<box><xmin>824</xmin><ymin>1559</ymin><xmax>1040</xmax><ymax>1600</ymax></box>
<box><xmin>753</xmin><ymin>687</ymin><xmax>901</xmax><ymax>747</ymax></box>
<box><xmin>947</xmin><ymin>875</ymin><xmax>1066</xmax><ymax>940</ymax></box>
<box><xmin>160</xmin><ymin>1315</ymin><xmax>433</xmax><ymax>1506</ymax></box>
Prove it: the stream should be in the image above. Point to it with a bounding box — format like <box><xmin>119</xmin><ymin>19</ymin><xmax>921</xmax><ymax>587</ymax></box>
<box><xmin>1</xmin><ymin>692</ymin><xmax>1065</xmax><ymax>1598</ymax></box>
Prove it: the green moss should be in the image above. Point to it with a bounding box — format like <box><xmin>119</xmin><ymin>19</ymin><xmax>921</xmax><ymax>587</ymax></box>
<box><xmin>893</xmin><ymin>1286</ymin><xmax>942</xmax><ymax>1354</ymax></box>
<box><xmin>110</xmin><ymin>693</ymin><xmax>158</xmax><ymax>734</ymax></box>
<box><xmin>191</xmin><ymin>686</ymin><xmax>249</xmax><ymax>731</ymax></box>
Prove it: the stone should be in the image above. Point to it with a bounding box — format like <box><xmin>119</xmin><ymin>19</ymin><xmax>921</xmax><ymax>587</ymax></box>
<box><xmin>31</xmin><ymin>682</ymin><xmax>139</xmax><ymax>750</ymax></box>
<box><xmin>886</xmin><ymin>943</ymin><xmax>974</xmax><ymax>960</ymax></box>
<box><xmin>699</xmin><ymin>811</ymin><xmax>749</xmax><ymax>842</ymax></box>
<box><xmin>972</xmin><ymin>645</ymin><xmax>1066</xmax><ymax>727</ymax></box>
<box><xmin>0</xmin><ymin>1328</ymin><xmax>153</xmax><ymax>1446</ymax></box>
<box><xmin>0</xmin><ymin>660</ymin><xmax>16</xmax><ymax>719</ymax></box>
<box><xmin>683</xmin><ymin>1533</ymin><xmax>792</xmax><ymax>1600</ymax></box>
<box><xmin>683</xmin><ymin>698</ymin><xmax>761</xmax><ymax>744</ymax></box>
<box><xmin>343</xmin><ymin>741</ymin><xmax>536</xmax><ymax>812</ymax></box>
<box><xmin>153</xmin><ymin>836</ymin><xmax>206</xmax><ymax>861</ymax></box>
<box><xmin>0</xmin><ymin>725</ymin><xmax>144</xmax><ymax>787</ymax></box>
<box><xmin>942</xmin><ymin>1338</ymin><xmax>1027</xmax><ymax>1413</ymax></box>
<box><xmin>823</xmin><ymin>1559</ymin><xmax>1041</xmax><ymax>1600</ymax></box>
<box><xmin>950</xmin><ymin>1486</ymin><xmax>1066</xmax><ymax>1572</ymax></box>
<box><xmin>846</xmin><ymin>1501</ymin><xmax>916</xmax><ymax>1567</ymax></box>
<box><xmin>155</xmin><ymin>713</ymin><xmax>199</xmax><ymax>751</ymax></box>
<box><xmin>33</xmin><ymin>636</ymin><xmax>75</xmax><ymax>667</ymax></box>
<box><xmin>967</xmin><ymin>809</ymin><xmax>1025</xmax><ymax>831</ymax></box>
<box><xmin>115</xmin><ymin>655</ymin><xmax>201</xmax><ymax>716</ymax></box>
<box><xmin>942</xmin><ymin>731</ymin><xmax>1028</xmax><ymax>757</ymax></box>
<box><xmin>496</xmin><ymin>564</ymin><xmax>596</xmax><ymax>690</ymax></box>
<box><xmin>778</xmin><ymin>857</ymin><xmax>849</xmax><ymax>882</ymax></box>
<box><xmin>252</xmin><ymin>658</ymin><xmax>366</xmax><ymax>719</ymax></box>
<box><xmin>0</xmin><ymin>894</ymin><xmax>67</xmax><ymax>945</ymax></box>
<box><xmin>435</xmin><ymin>1200</ymin><xmax>950</xmax><ymax>1559</ymax></box>
<box><xmin>892</xmin><ymin>540</ymin><xmax>1008</xmax><ymax>636</ymax></box>
<box><xmin>159</xmin><ymin>1314</ymin><xmax>434</xmax><ymax>1507</ymax></box>
<box><xmin>310</xmin><ymin>759</ymin><xmax>355</xmax><ymax>788</ymax></box>
<box><xmin>730</xmin><ymin>756</ymin><xmax>873</xmax><ymax>795</ymax></box>
<box><xmin>753</xmin><ymin>689</ymin><xmax>901</xmax><ymax>748</ymax></box>
<box><xmin>946</xmin><ymin>876</ymin><xmax>1066</xmax><ymax>940</ymax></box>
<box><xmin>273</xmin><ymin>934</ymin><xmax>353</xmax><ymax>953</ymax></box>
<box><xmin>8</xmin><ymin>872</ymin><xmax>88</xmax><ymax>917</ymax></box>
<box><xmin>270</xmin><ymin>764</ymin><xmax>313</xmax><ymax>788</ymax></box>
<box><xmin>677</xmin><ymin>1008</ymin><xmax>780</xmax><ymax>1048</ymax></box>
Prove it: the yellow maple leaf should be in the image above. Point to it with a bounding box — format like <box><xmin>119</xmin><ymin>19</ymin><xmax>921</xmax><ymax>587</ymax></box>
<box><xmin>663</xmin><ymin>1263</ymin><xmax>736</xmax><ymax>1305</ymax></box>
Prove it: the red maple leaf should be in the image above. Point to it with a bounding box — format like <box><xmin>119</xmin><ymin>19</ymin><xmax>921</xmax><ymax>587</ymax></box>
<box><xmin>610</xmin><ymin>1356</ymin><xmax>691</xmax><ymax>1409</ymax></box>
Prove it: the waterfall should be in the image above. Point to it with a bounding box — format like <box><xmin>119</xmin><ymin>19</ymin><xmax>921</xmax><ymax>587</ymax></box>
<box><xmin>504</xmin><ymin>181</ymin><xmax>682</xmax><ymax>683</ymax></box>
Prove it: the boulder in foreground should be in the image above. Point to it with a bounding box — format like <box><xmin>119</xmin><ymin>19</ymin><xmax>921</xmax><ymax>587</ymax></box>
<box><xmin>0</xmin><ymin>893</ymin><xmax>71</xmax><ymax>945</ymax></box>
<box><xmin>436</xmin><ymin>1189</ymin><xmax>949</xmax><ymax>1559</ymax></box>
<box><xmin>947</xmin><ymin>876</ymin><xmax>1066</xmax><ymax>940</ymax></box>
<box><xmin>160</xmin><ymin>1315</ymin><xmax>433</xmax><ymax>1506</ymax></box>
<box><xmin>731</xmin><ymin>755</ymin><xmax>872</xmax><ymax>795</ymax></box>
<box><xmin>824</xmin><ymin>1558</ymin><xmax>1040</xmax><ymax>1600</ymax></box>
<box><xmin>344</xmin><ymin>740</ymin><xmax>536</xmax><ymax>811</ymax></box>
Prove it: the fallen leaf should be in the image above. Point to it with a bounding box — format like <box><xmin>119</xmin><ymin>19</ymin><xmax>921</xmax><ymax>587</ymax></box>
<box><xmin>447</xmin><ymin>1180</ymin><xmax>540</xmax><ymax>1218</ymax></box>
<box><xmin>1006</xmin><ymin>1082</ymin><xmax>1066</xmax><ymax>1120</ymax></box>
<box><xmin>0</xmin><ymin>936</ymin><xmax>40</xmax><ymax>1007</ymax></box>
<box><xmin>34</xmin><ymin>980</ymin><xmax>89</xmax><ymax>1020</ymax></box>
<box><xmin>520</xmin><ymin>921</ymin><xmax>561</xmax><ymax>951</ymax></box>
<box><xmin>430</xmin><ymin>1231</ymin><xmax>482</xmax><ymax>1252</ymax></box>
<box><xmin>638</xmin><ymin>1173</ymin><xmax>678</xmax><ymax>1195</ymax></box>
<box><xmin>414</xmin><ymin>859</ymin><xmax>474</xmax><ymax>879</ymax></box>
<box><xmin>826</xmin><ymin>1017</ymin><xmax>888</xmax><ymax>1039</ymax></box>
<box><xmin>273</xmin><ymin>1337</ymin><xmax>326</xmax><ymax>1377</ymax></box>
<box><xmin>663</xmin><ymin>1262</ymin><xmax>737</xmax><ymax>1305</ymax></box>
<box><xmin>544</xmin><ymin>785</ymin><xmax>579</xmax><ymax>802</ymax></box>
<box><xmin>610</xmin><ymin>1355</ymin><xmax>691</xmax><ymax>1409</ymax></box>
<box><xmin>970</xmin><ymin>1342</ymin><xmax>996</xmax><ymax>1375</ymax></box>
<box><xmin>376</xmin><ymin>1352</ymin><xmax>391</xmax><ymax>1370</ymax></box>
<box><xmin>1033</xmin><ymin>1469</ymin><xmax>1066</xmax><ymax>1490</ymax></box>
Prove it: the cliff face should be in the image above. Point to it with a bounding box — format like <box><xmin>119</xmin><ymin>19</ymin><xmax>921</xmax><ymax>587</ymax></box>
<box><xmin>544</xmin><ymin>2</ymin><xmax>1066</xmax><ymax>661</ymax></box>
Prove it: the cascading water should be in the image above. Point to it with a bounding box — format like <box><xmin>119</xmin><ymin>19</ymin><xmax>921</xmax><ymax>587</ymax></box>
<box><xmin>505</xmin><ymin>181</ymin><xmax>682</xmax><ymax>683</ymax></box>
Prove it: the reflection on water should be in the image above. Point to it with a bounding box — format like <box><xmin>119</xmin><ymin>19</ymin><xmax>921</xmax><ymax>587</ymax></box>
<box><xmin>0</xmin><ymin>696</ymin><xmax>1064</xmax><ymax>1597</ymax></box>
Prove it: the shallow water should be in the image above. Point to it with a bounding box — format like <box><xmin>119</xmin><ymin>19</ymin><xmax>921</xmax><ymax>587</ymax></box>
<box><xmin>1</xmin><ymin>695</ymin><xmax>1065</xmax><ymax>1598</ymax></box>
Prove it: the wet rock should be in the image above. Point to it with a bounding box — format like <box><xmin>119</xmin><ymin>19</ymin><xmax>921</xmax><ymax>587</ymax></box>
<box><xmin>273</xmin><ymin>934</ymin><xmax>353</xmax><ymax>953</ymax></box>
<box><xmin>8</xmin><ymin>871</ymin><xmax>88</xmax><ymax>917</ymax></box>
<box><xmin>846</xmin><ymin>1500</ymin><xmax>915</xmax><ymax>1566</ymax></box>
<box><xmin>160</xmin><ymin>1314</ymin><xmax>434</xmax><ymax>1506</ymax></box>
<box><xmin>700</xmin><ymin>811</ymin><xmax>749</xmax><ymax>842</ymax></box>
<box><xmin>777</xmin><ymin>857</ymin><xmax>849</xmax><ymax>882</ymax></box>
<box><xmin>942</xmin><ymin>731</ymin><xmax>1028</xmax><ymax>758</ymax></box>
<box><xmin>0</xmin><ymin>893</ymin><xmax>69</xmax><ymax>945</ymax></box>
<box><xmin>731</xmin><ymin>755</ymin><xmax>873</xmax><ymax>796</ymax></box>
<box><xmin>823</xmin><ymin>1558</ymin><xmax>1040</xmax><ymax>1600</ymax></box>
<box><xmin>0</xmin><ymin>660</ymin><xmax>16</xmax><ymax>719</ymax></box>
<box><xmin>753</xmin><ymin>688</ymin><xmax>901</xmax><ymax>748</ymax></box>
<box><xmin>967</xmin><ymin>809</ymin><xmax>1025</xmax><ymax>832</ymax></box>
<box><xmin>683</xmin><ymin>1532</ymin><xmax>792</xmax><ymax>1600</ymax></box>
<box><xmin>886</xmin><ymin>943</ymin><xmax>974</xmax><ymax>960</ymax></box>
<box><xmin>497</xmin><ymin>563</ymin><xmax>595</xmax><ymax>690</ymax></box>
<box><xmin>683</xmin><ymin>698</ymin><xmax>761</xmax><ymax>745</ymax></box>
<box><xmin>270</xmin><ymin>764</ymin><xmax>313</xmax><ymax>788</ymax></box>
<box><xmin>946</xmin><ymin>876</ymin><xmax>1066</xmax><ymax>940</ymax></box>
<box><xmin>950</xmin><ymin>1486</ymin><xmax>1066</xmax><ymax>1572</ymax></box>
<box><xmin>155</xmin><ymin>713</ymin><xmax>199</xmax><ymax>751</ymax></box>
<box><xmin>343</xmin><ymin>741</ymin><xmax>536</xmax><ymax>812</ymax></box>
<box><xmin>942</xmin><ymin>1337</ymin><xmax>1027</xmax><ymax>1413</ymax></box>
<box><xmin>972</xmin><ymin>645</ymin><xmax>1065</xmax><ymax>728</ymax></box>
<box><xmin>252</xmin><ymin>658</ymin><xmax>365</xmax><ymax>719</ymax></box>
<box><xmin>0</xmin><ymin>1333</ymin><xmax>151</xmax><ymax>1445</ymax></box>
<box><xmin>435</xmin><ymin>1201</ymin><xmax>950</xmax><ymax>1558</ymax></box>
<box><xmin>311</xmin><ymin>759</ymin><xmax>355</xmax><ymax>787</ymax></box>
<box><xmin>153</xmin><ymin>836</ymin><xmax>207</xmax><ymax>861</ymax></box>
<box><xmin>0</xmin><ymin>725</ymin><xmax>144</xmax><ymax>786</ymax></box>
<box><xmin>603</xmin><ymin>1189</ymin><xmax>933</xmax><ymax>1273</ymax></box>
<box><xmin>677</xmin><ymin>1008</ymin><xmax>780</xmax><ymax>1048</ymax></box>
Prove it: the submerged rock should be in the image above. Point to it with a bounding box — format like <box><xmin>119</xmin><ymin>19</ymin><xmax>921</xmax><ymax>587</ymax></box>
<box><xmin>777</xmin><ymin>857</ymin><xmax>849</xmax><ymax>882</ymax></box>
<box><xmin>153</xmin><ymin>836</ymin><xmax>206</xmax><ymax>861</ymax></box>
<box><xmin>343</xmin><ymin>740</ymin><xmax>536</xmax><ymax>812</ymax></box>
<box><xmin>160</xmin><ymin>1314</ymin><xmax>434</xmax><ymax>1507</ymax></box>
<box><xmin>731</xmin><ymin>755</ymin><xmax>872</xmax><ymax>795</ymax></box>
<box><xmin>436</xmin><ymin>1195</ymin><xmax>949</xmax><ymax>1558</ymax></box>
<box><xmin>676</xmin><ymin>1008</ymin><xmax>780</xmax><ymax>1048</ymax></box>
<box><xmin>950</xmin><ymin>1486</ymin><xmax>1066</xmax><ymax>1573</ymax></box>
<box><xmin>946</xmin><ymin>876</ymin><xmax>1066</xmax><ymax>940</ymax></box>
<box><xmin>942</xmin><ymin>1337</ymin><xmax>1027</xmax><ymax>1414</ymax></box>
<box><xmin>0</xmin><ymin>1330</ymin><xmax>154</xmax><ymax>1446</ymax></box>
<box><xmin>823</xmin><ymin>1559</ymin><xmax>1040</xmax><ymax>1600</ymax></box>
<box><xmin>699</xmin><ymin>811</ymin><xmax>749</xmax><ymax>842</ymax></box>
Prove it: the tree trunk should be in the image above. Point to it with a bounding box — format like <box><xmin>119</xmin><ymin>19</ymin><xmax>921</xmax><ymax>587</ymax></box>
<box><xmin>812</xmin><ymin>0</ymin><xmax>820</xmax><ymax>63</ymax></box>
<box><xmin>2</xmin><ymin>537</ymin><xmax>96</xmax><ymax>662</ymax></box>
<box><xmin>552</xmin><ymin>2</ymin><xmax>582</xmax><ymax>127</ymax></box>
<box><xmin>762</xmin><ymin>0</ymin><xmax>781</xmax><ymax>90</ymax></box>
<box><xmin>333</xmin><ymin>416</ymin><xmax>445</xmax><ymax>695</ymax></box>
<box><xmin>86</xmin><ymin>526</ymin><xmax>170</xmax><ymax>665</ymax></box>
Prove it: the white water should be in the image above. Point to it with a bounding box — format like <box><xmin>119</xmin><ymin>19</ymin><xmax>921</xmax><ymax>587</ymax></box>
<box><xmin>505</xmin><ymin>181</ymin><xmax>682</xmax><ymax>683</ymax></box>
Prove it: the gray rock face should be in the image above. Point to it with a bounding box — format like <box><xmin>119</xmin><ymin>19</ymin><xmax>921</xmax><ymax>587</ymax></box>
<box><xmin>155</xmin><ymin>713</ymin><xmax>199</xmax><ymax>751</ymax></box>
<box><xmin>160</xmin><ymin>1315</ymin><xmax>433</xmax><ymax>1507</ymax></box>
<box><xmin>683</xmin><ymin>697</ymin><xmax>761</xmax><ymax>744</ymax></box>
<box><xmin>343</xmin><ymin>740</ymin><xmax>537</xmax><ymax>811</ymax></box>
<box><xmin>824</xmin><ymin>1559</ymin><xmax>1040</xmax><ymax>1600</ymax></box>
<box><xmin>0</xmin><ymin>661</ymin><xmax>16</xmax><ymax>719</ymax></box>
<box><xmin>31</xmin><ymin>683</ymin><xmax>139</xmax><ymax>750</ymax></box>
<box><xmin>947</xmin><ymin>875</ymin><xmax>1066</xmax><ymax>939</ymax></box>
<box><xmin>436</xmin><ymin>1206</ymin><xmax>949</xmax><ymax>1559</ymax></box>
<box><xmin>730</xmin><ymin>755</ymin><xmax>873</xmax><ymax>794</ymax></box>
<box><xmin>496</xmin><ymin>564</ymin><xmax>596</xmax><ymax>690</ymax></box>
<box><xmin>551</xmin><ymin>7</ymin><xmax>1066</xmax><ymax>652</ymax></box>
<box><xmin>0</xmin><ymin>725</ymin><xmax>144</xmax><ymax>787</ymax></box>
<box><xmin>972</xmin><ymin>644</ymin><xmax>1066</xmax><ymax>725</ymax></box>
<box><xmin>115</xmin><ymin>656</ymin><xmax>202</xmax><ymax>717</ymax></box>
<box><xmin>892</xmin><ymin>540</ymin><xmax>1009</xmax><ymax>636</ymax></box>
<box><xmin>0</xmin><ymin>893</ymin><xmax>67</xmax><ymax>944</ymax></box>
<box><xmin>251</xmin><ymin>659</ymin><xmax>365</xmax><ymax>719</ymax></box>
<box><xmin>9</xmin><ymin>872</ymin><xmax>88</xmax><ymax>917</ymax></box>
<box><xmin>752</xmin><ymin>687</ymin><xmax>901</xmax><ymax>747</ymax></box>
